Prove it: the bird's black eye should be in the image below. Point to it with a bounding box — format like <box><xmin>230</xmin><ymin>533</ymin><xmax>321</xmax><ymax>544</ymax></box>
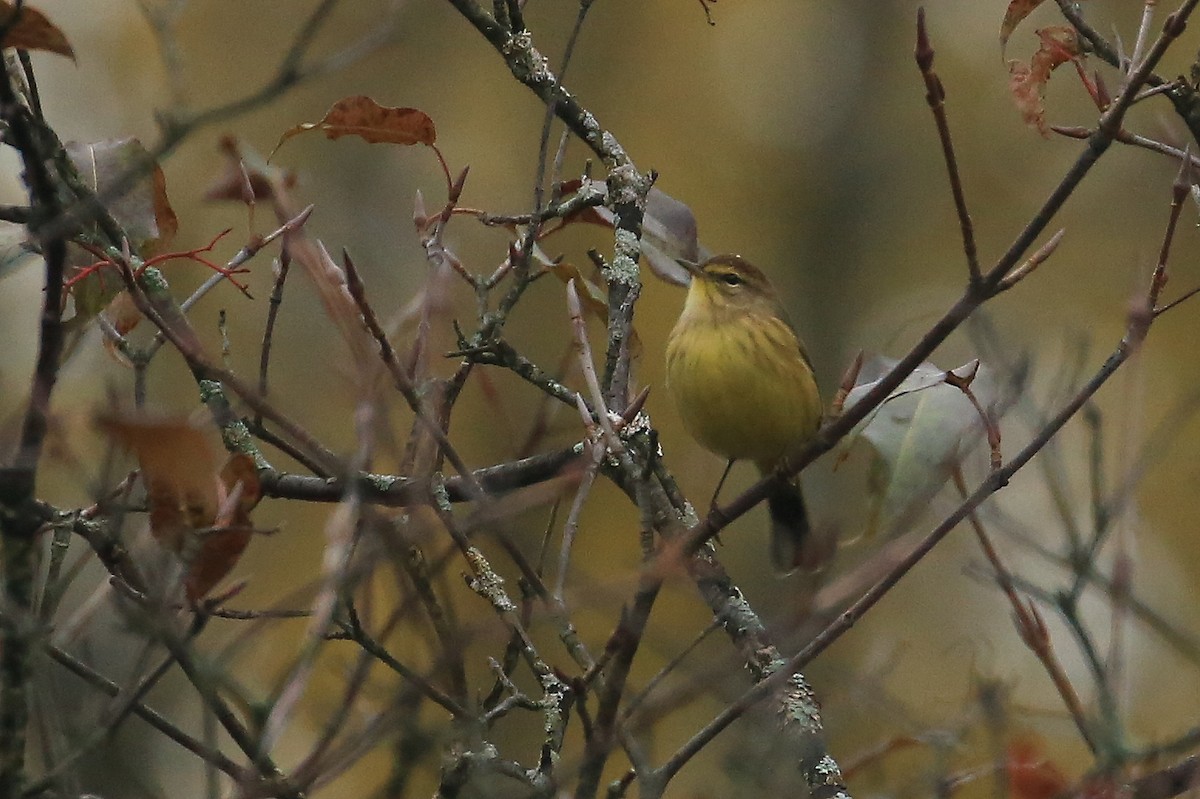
<box><xmin>720</xmin><ymin>273</ymin><xmax>743</xmax><ymax>287</ymax></box>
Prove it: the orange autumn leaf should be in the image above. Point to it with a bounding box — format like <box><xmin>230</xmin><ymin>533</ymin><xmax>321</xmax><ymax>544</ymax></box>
<box><xmin>1007</xmin><ymin>734</ymin><xmax>1070</xmax><ymax>799</ymax></box>
<box><xmin>98</xmin><ymin>413</ymin><xmax>221</xmax><ymax>550</ymax></box>
<box><xmin>186</xmin><ymin>453</ymin><xmax>261</xmax><ymax>601</ymax></box>
<box><xmin>98</xmin><ymin>413</ymin><xmax>262</xmax><ymax>600</ymax></box>
<box><xmin>0</xmin><ymin>2</ymin><xmax>74</xmax><ymax>60</ymax></box>
<box><xmin>100</xmin><ymin>291</ymin><xmax>143</xmax><ymax>367</ymax></box>
<box><xmin>270</xmin><ymin>95</ymin><xmax>436</xmax><ymax>159</ymax></box>
<box><xmin>1008</xmin><ymin>26</ymin><xmax>1083</xmax><ymax>135</ymax></box>
<box><xmin>1000</xmin><ymin>0</ymin><xmax>1046</xmax><ymax>53</ymax></box>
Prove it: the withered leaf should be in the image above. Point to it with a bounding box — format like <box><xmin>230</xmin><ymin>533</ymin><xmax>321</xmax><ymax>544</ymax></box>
<box><xmin>1006</xmin><ymin>734</ymin><xmax>1070</xmax><ymax>799</ymax></box>
<box><xmin>98</xmin><ymin>413</ymin><xmax>221</xmax><ymax>552</ymax></box>
<box><xmin>1007</xmin><ymin>27</ymin><xmax>1082</xmax><ymax>135</ymax></box>
<box><xmin>98</xmin><ymin>414</ymin><xmax>261</xmax><ymax>600</ymax></box>
<box><xmin>1000</xmin><ymin>0</ymin><xmax>1046</xmax><ymax>53</ymax></box>
<box><xmin>100</xmin><ymin>290</ymin><xmax>142</xmax><ymax>367</ymax></box>
<box><xmin>536</xmin><ymin>246</ymin><xmax>643</xmax><ymax>360</ymax></box>
<box><xmin>270</xmin><ymin>96</ymin><xmax>436</xmax><ymax>160</ymax></box>
<box><xmin>204</xmin><ymin>135</ymin><xmax>293</xmax><ymax>204</ymax></box>
<box><xmin>66</xmin><ymin>138</ymin><xmax>177</xmax><ymax>253</ymax></box>
<box><xmin>0</xmin><ymin>2</ymin><xmax>74</xmax><ymax>60</ymax></box>
<box><xmin>185</xmin><ymin>453</ymin><xmax>261</xmax><ymax>601</ymax></box>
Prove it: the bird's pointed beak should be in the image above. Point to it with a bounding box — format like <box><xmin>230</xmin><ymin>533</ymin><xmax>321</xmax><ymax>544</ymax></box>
<box><xmin>675</xmin><ymin>257</ymin><xmax>703</xmax><ymax>279</ymax></box>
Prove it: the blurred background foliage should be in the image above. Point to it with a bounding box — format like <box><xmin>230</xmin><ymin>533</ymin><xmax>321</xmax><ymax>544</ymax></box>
<box><xmin>3</xmin><ymin>0</ymin><xmax>1200</xmax><ymax>796</ymax></box>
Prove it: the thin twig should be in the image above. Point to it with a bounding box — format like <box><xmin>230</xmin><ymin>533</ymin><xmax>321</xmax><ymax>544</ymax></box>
<box><xmin>951</xmin><ymin>469</ymin><xmax>1097</xmax><ymax>753</ymax></box>
<box><xmin>916</xmin><ymin>9</ymin><xmax>980</xmax><ymax>284</ymax></box>
<box><xmin>38</xmin><ymin>644</ymin><xmax>244</xmax><ymax>784</ymax></box>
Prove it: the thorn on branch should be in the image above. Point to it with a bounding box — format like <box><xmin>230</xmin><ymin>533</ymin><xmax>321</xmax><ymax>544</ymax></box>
<box><xmin>998</xmin><ymin>228</ymin><xmax>1066</xmax><ymax>291</ymax></box>
<box><xmin>943</xmin><ymin>360</ymin><xmax>1002</xmax><ymax>470</ymax></box>
<box><xmin>1051</xmin><ymin>125</ymin><xmax>1092</xmax><ymax>139</ymax></box>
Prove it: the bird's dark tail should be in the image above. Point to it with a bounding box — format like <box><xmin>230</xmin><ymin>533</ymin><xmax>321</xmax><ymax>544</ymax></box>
<box><xmin>767</xmin><ymin>477</ymin><xmax>810</xmax><ymax>574</ymax></box>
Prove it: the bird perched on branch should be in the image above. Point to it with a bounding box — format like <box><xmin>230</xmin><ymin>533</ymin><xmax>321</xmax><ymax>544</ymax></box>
<box><xmin>666</xmin><ymin>254</ymin><xmax>822</xmax><ymax>572</ymax></box>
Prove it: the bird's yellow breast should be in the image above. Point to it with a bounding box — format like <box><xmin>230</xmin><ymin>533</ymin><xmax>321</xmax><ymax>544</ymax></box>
<box><xmin>666</xmin><ymin>312</ymin><xmax>821</xmax><ymax>470</ymax></box>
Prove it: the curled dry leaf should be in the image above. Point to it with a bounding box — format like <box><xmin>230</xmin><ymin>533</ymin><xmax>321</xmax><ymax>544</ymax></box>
<box><xmin>0</xmin><ymin>1</ymin><xmax>75</xmax><ymax>60</ymax></box>
<box><xmin>97</xmin><ymin>413</ymin><xmax>262</xmax><ymax>600</ymax></box>
<box><xmin>1007</xmin><ymin>27</ymin><xmax>1083</xmax><ymax>136</ymax></box>
<box><xmin>534</xmin><ymin>246</ymin><xmax>608</xmax><ymax>320</ymax></box>
<box><xmin>205</xmin><ymin>134</ymin><xmax>295</xmax><ymax>204</ymax></box>
<box><xmin>98</xmin><ymin>413</ymin><xmax>221</xmax><ymax>552</ymax></box>
<box><xmin>100</xmin><ymin>290</ymin><xmax>142</xmax><ymax>367</ymax></box>
<box><xmin>999</xmin><ymin>0</ymin><xmax>1047</xmax><ymax>53</ymax></box>
<box><xmin>534</xmin><ymin>245</ymin><xmax>644</xmax><ymax>359</ymax></box>
<box><xmin>270</xmin><ymin>95</ymin><xmax>437</xmax><ymax>160</ymax></box>
<box><xmin>187</xmin><ymin>453</ymin><xmax>261</xmax><ymax>602</ymax></box>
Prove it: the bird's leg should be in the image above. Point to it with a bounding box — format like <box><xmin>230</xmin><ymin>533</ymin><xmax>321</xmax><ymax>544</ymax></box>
<box><xmin>708</xmin><ymin>458</ymin><xmax>736</xmax><ymax>520</ymax></box>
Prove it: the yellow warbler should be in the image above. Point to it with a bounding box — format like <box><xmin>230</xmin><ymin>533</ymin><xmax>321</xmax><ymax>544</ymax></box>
<box><xmin>665</xmin><ymin>254</ymin><xmax>822</xmax><ymax>571</ymax></box>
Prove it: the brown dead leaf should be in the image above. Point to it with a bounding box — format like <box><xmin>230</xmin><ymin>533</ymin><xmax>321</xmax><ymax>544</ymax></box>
<box><xmin>1000</xmin><ymin>0</ymin><xmax>1046</xmax><ymax>53</ymax></box>
<box><xmin>150</xmin><ymin>164</ymin><xmax>178</xmax><ymax>250</ymax></box>
<box><xmin>1007</xmin><ymin>26</ymin><xmax>1082</xmax><ymax>135</ymax></box>
<box><xmin>185</xmin><ymin>453</ymin><xmax>261</xmax><ymax>600</ymax></box>
<box><xmin>220</xmin><ymin>452</ymin><xmax>262</xmax><ymax>512</ymax></box>
<box><xmin>98</xmin><ymin>414</ymin><xmax>262</xmax><ymax>600</ymax></box>
<box><xmin>66</xmin><ymin>138</ymin><xmax>177</xmax><ymax>253</ymax></box>
<box><xmin>1008</xmin><ymin>61</ymin><xmax>1045</xmax><ymax>133</ymax></box>
<box><xmin>204</xmin><ymin>135</ymin><xmax>294</xmax><ymax>204</ymax></box>
<box><xmin>545</xmin><ymin>258</ymin><xmax>610</xmax><ymax>321</ymax></box>
<box><xmin>0</xmin><ymin>2</ymin><xmax>75</xmax><ymax>60</ymax></box>
<box><xmin>1007</xmin><ymin>734</ymin><xmax>1070</xmax><ymax>799</ymax></box>
<box><xmin>270</xmin><ymin>96</ymin><xmax>436</xmax><ymax>160</ymax></box>
<box><xmin>98</xmin><ymin>413</ymin><xmax>221</xmax><ymax>551</ymax></box>
<box><xmin>100</xmin><ymin>291</ymin><xmax>142</xmax><ymax>367</ymax></box>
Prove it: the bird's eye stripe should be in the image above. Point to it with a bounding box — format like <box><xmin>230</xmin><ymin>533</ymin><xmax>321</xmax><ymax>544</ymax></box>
<box><xmin>720</xmin><ymin>273</ymin><xmax>743</xmax><ymax>286</ymax></box>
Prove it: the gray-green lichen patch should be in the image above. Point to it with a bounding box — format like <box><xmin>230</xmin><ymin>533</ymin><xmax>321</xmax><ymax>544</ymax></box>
<box><xmin>466</xmin><ymin>547</ymin><xmax>517</xmax><ymax>613</ymax></box>
<box><xmin>363</xmin><ymin>471</ymin><xmax>403</xmax><ymax>493</ymax></box>
<box><xmin>607</xmin><ymin>230</ymin><xmax>642</xmax><ymax>282</ymax></box>
<box><xmin>502</xmin><ymin>30</ymin><xmax>553</xmax><ymax>86</ymax></box>
<box><xmin>778</xmin><ymin>672</ymin><xmax>823</xmax><ymax>731</ymax></box>
<box><xmin>579</xmin><ymin>111</ymin><xmax>602</xmax><ymax>145</ymax></box>
<box><xmin>605</xmin><ymin>162</ymin><xmax>646</xmax><ymax>205</ymax></box>
<box><xmin>137</xmin><ymin>265</ymin><xmax>170</xmax><ymax>293</ymax></box>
